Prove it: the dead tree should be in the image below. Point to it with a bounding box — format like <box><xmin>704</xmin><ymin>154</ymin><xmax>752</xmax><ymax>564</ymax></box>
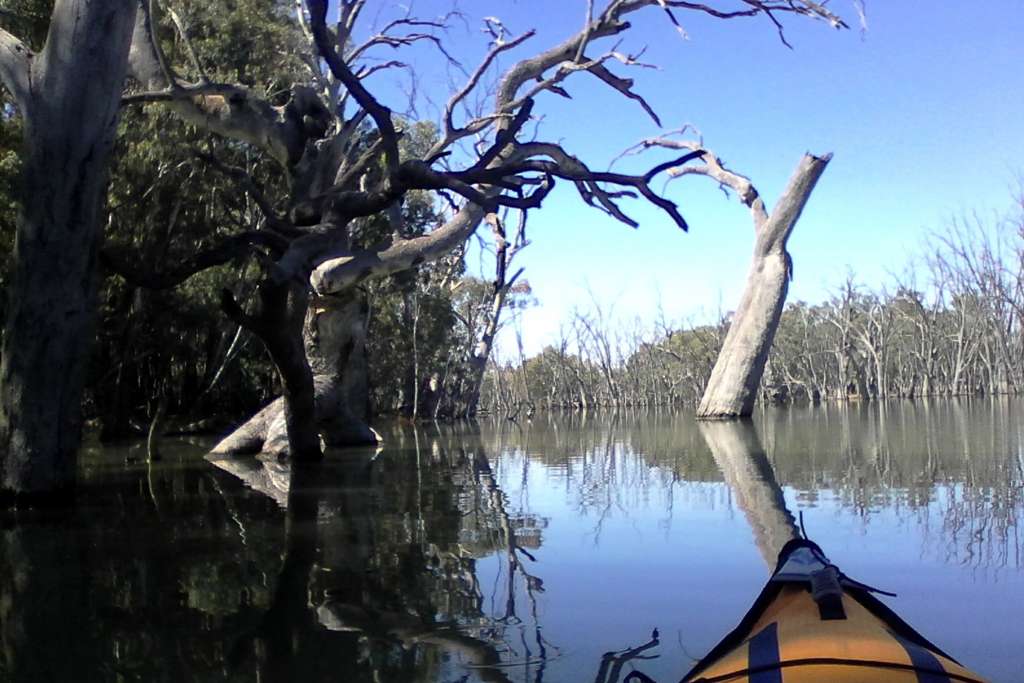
<box><xmin>109</xmin><ymin>0</ymin><xmax>849</xmax><ymax>459</ymax></box>
<box><xmin>0</xmin><ymin>0</ymin><xmax>139</xmax><ymax>499</ymax></box>
<box><xmin>628</xmin><ymin>131</ymin><xmax>831</xmax><ymax>418</ymax></box>
<box><xmin>460</xmin><ymin>211</ymin><xmax>530</xmax><ymax>417</ymax></box>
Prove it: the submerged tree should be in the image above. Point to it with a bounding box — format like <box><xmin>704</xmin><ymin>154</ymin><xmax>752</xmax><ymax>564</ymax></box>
<box><xmin>480</xmin><ymin>187</ymin><xmax>1024</xmax><ymax>411</ymax></box>
<box><xmin>621</xmin><ymin>130</ymin><xmax>831</xmax><ymax>419</ymax></box>
<box><xmin>108</xmin><ymin>0</ymin><xmax>849</xmax><ymax>460</ymax></box>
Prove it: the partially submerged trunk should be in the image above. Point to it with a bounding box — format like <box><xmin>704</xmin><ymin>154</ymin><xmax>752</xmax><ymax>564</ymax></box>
<box><xmin>697</xmin><ymin>153</ymin><xmax>831</xmax><ymax>420</ymax></box>
<box><xmin>306</xmin><ymin>291</ymin><xmax>376</xmax><ymax>445</ymax></box>
<box><xmin>0</xmin><ymin>1</ymin><xmax>138</xmax><ymax>499</ymax></box>
<box><xmin>211</xmin><ymin>290</ymin><xmax>377</xmax><ymax>457</ymax></box>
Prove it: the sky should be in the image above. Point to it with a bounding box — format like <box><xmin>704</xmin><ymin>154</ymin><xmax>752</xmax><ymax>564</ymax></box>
<box><xmin>360</xmin><ymin>1</ymin><xmax>1024</xmax><ymax>356</ymax></box>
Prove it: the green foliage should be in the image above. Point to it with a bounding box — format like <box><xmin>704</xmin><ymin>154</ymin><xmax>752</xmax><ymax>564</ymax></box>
<box><xmin>366</xmin><ymin>274</ymin><xmax>461</xmax><ymax>415</ymax></box>
<box><xmin>90</xmin><ymin>0</ymin><xmax>309</xmax><ymax>435</ymax></box>
<box><xmin>162</xmin><ymin>0</ymin><xmax>306</xmax><ymax>89</ymax></box>
<box><xmin>0</xmin><ymin>111</ymin><xmax>19</xmax><ymax>323</ymax></box>
<box><xmin>0</xmin><ymin>0</ymin><xmax>53</xmax><ymax>51</ymax></box>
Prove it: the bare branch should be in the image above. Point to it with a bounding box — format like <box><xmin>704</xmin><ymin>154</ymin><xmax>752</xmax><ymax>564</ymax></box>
<box><xmin>588</xmin><ymin>62</ymin><xmax>661</xmax><ymax>126</ymax></box>
<box><xmin>102</xmin><ymin>231</ymin><xmax>286</xmax><ymax>290</ymax></box>
<box><xmin>573</xmin><ymin>0</ymin><xmax>597</xmax><ymax>62</ymax></box>
<box><xmin>312</xmin><ymin>203</ymin><xmax>488</xmax><ymax>294</ymax></box>
<box><xmin>307</xmin><ymin>0</ymin><xmax>401</xmax><ymax>174</ymax></box>
<box><xmin>504</xmin><ymin>141</ymin><xmax>704</xmax><ymax>230</ymax></box>
<box><xmin>355</xmin><ymin>59</ymin><xmax>409</xmax><ymax>80</ymax></box>
<box><xmin>346</xmin><ymin>16</ymin><xmax>463</xmax><ymax>70</ymax></box>
<box><xmin>621</xmin><ymin>131</ymin><xmax>769</xmax><ymax>228</ymax></box>
<box><xmin>436</xmin><ymin>28</ymin><xmax>536</xmax><ymax>150</ymax></box>
<box><xmin>336</xmin><ymin>0</ymin><xmax>368</xmax><ymax>53</ymax></box>
<box><xmin>495</xmin><ymin>12</ymin><xmax>629</xmax><ymax>109</ymax></box>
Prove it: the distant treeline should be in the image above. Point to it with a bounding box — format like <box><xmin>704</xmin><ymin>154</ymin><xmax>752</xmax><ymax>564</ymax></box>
<box><xmin>481</xmin><ymin>196</ymin><xmax>1024</xmax><ymax>414</ymax></box>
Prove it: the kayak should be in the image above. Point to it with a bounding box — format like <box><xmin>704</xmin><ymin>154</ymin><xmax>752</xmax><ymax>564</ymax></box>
<box><xmin>631</xmin><ymin>538</ymin><xmax>988</xmax><ymax>683</ymax></box>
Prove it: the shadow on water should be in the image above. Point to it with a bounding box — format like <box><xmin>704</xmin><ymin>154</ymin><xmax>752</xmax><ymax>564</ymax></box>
<box><xmin>2</xmin><ymin>399</ymin><xmax>1023</xmax><ymax>681</ymax></box>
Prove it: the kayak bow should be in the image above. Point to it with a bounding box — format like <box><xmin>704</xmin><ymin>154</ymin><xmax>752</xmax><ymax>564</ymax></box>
<box><xmin>669</xmin><ymin>538</ymin><xmax>988</xmax><ymax>683</ymax></box>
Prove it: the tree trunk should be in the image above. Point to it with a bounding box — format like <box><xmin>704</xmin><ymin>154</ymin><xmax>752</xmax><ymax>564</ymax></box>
<box><xmin>306</xmin><ymin>290</ymin><xmax>376</xmax><ymax>446</ymax></box>
<box><xmin>210</xmin><ymin>290</ymin><xmax>377</xmax><ymax>458</ymax></box>
<box><xmin>0</xmin><ymin>1</ymin><xmax>138</xmax><ymax>500</ymax></box>
<box><xmin>463</xmin><ymin>284</ymin><xmax>509</xmax><ymax>417</ymax></box>
<box><xmin>697</xmin><ymin>153</ymin><xmax>831</xmax><ymax>420</ymax></box>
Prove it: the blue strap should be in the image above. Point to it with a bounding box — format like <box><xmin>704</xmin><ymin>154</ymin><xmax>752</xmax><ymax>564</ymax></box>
<box><xmin>748</xmin><ymin>623</ymin><xmax>782</xmax><ymax>683</ymax></box>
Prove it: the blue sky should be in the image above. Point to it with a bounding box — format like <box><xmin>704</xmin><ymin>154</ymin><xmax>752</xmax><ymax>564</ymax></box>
<box><xmin>363</xmin><ymin>1</ymin><xmax>1024</xmax><ymax>355</ymax></box>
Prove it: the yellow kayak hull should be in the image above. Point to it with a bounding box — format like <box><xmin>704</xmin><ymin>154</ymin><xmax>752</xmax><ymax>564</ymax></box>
<box><xmin>680</xmin><ymin>539</ymin><xmax>987</xmax><ymax>683</ymax></box>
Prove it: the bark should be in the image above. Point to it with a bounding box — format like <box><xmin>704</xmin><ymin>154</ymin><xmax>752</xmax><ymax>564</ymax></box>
<box><xmin>0</xmin><ymin>0</ymin><xmax>138</xmax><ymax>499</ymax></box>
<box><xmin>462</xmin><ymin>285</ymin><xmax>508</xmax><ymax>417</ymax></box>
<box><xmin>210</xmin><ymin>290</ymin><xmax>376</xmax><ymax>457</ymax></box>
<box><xmin>697</xmin><ymin>153</ymin><xmax>831</xmax><ymax>419</ymax></box>
<box><xmin>699</xmin><ymin>420</ymin><xmax>797</xmax><ymax>568</ymax></box>
<box><xmin>305</xmin><ymin>290</ymin><xmax>375</xmax><ymax>445</ymax></box>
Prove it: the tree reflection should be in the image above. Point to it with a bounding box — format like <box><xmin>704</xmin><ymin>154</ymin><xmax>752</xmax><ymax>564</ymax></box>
<box><xmin>699</xmin><ymin>421</ymin><xmax>797</xmax><ymax>568</ymax></box>
<box><xmin>4</xmin><ymin>403</ymin><xmax>1023</xmax><ymax>681</ymax></box>
<box><xmin>1</xmin><ymin>446</ymin><xmax>286</xmax><ymax>681</ymax></box>
<box><xmin>0</xmin><ymin>432</ymin><xmax>552</xmax><ymax>682</ymax></box>
<box><xmin>207</xmin><ymin>428</ymin><xmax>552</xmax><ymax>682</ymax></box>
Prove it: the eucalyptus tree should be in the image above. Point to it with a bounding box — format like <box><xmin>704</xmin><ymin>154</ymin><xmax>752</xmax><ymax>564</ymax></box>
<box><xmin>619</xmin><ymin>129</ymin><xmax>832</xmax><ymax>418</ymax></box>
<box><xmin>0</xmin><ymin>0</ymin><xmax>138</xmax><ymax>499</ymax></box>
<box><xmin>112</xmin><ymin>0</ymin><xmax>848</xmax><ymax>459</ymax></box>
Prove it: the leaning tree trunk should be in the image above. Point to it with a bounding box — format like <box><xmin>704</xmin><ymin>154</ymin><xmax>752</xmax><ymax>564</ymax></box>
<box><xmin>0</xmin><ymin>0</ymin><xmax>138</xmax><ymax>499</ymax></box>
<box><xmin>697</xmin><ymin>153</ymin><xmax>831</xmax><ymax>420</ymax></box>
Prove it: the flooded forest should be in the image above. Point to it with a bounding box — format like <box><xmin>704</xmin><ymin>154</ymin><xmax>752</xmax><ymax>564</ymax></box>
<box><xmin>1</xmin><ymin>0</ymin><xmax>1022</xmax><ymax>682</ymax></box>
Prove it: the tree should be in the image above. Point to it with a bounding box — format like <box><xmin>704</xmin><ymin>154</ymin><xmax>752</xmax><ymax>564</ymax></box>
<box><xmin>0</xmin><ymin>0</ymin><xmax>138</xmax><ymax>500</ymax></box>
<box><xmin>115</xmin><ymin>0</ymin><xmax>847</xmax><ymax>459</ymax></box>
<box><xmin>625</xmin><ymin>131</ymin><xmax>830</xmax><ymax>419</ymax></box>
<box><xmin>458</xmin><ymin>211</ymin><xmax>530</xmax><ymax>418</ymax></box>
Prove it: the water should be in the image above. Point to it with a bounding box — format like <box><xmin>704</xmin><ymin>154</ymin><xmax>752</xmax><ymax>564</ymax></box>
<box><xmin>2</xmin><ymin>400</ymin><xmax>1021</xmax><ymax>682</ymax></box>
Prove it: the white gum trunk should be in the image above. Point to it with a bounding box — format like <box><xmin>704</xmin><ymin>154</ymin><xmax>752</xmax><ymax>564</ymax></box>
<box><xmin>697</xmin><ymin>153</ymin><xmax>831</xmax><ymax>420</ymax></box>
<box><xmin>0</xmin><ymin>1</ymin><xmax>138</xmax><ymax>497</ymax></box>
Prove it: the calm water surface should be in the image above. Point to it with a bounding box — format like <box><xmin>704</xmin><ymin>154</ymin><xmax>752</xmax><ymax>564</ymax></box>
<box><xmin>2</xmin><ymin>400</ymin><xmax>1022</xmax><ymax>682</ymax></box>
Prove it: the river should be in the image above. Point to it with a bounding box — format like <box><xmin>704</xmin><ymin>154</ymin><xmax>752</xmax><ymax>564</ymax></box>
<box><xmin>2</xmin><ymin>399</ymin><xmax>1021</xmax><ymax>681</ymax></box>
